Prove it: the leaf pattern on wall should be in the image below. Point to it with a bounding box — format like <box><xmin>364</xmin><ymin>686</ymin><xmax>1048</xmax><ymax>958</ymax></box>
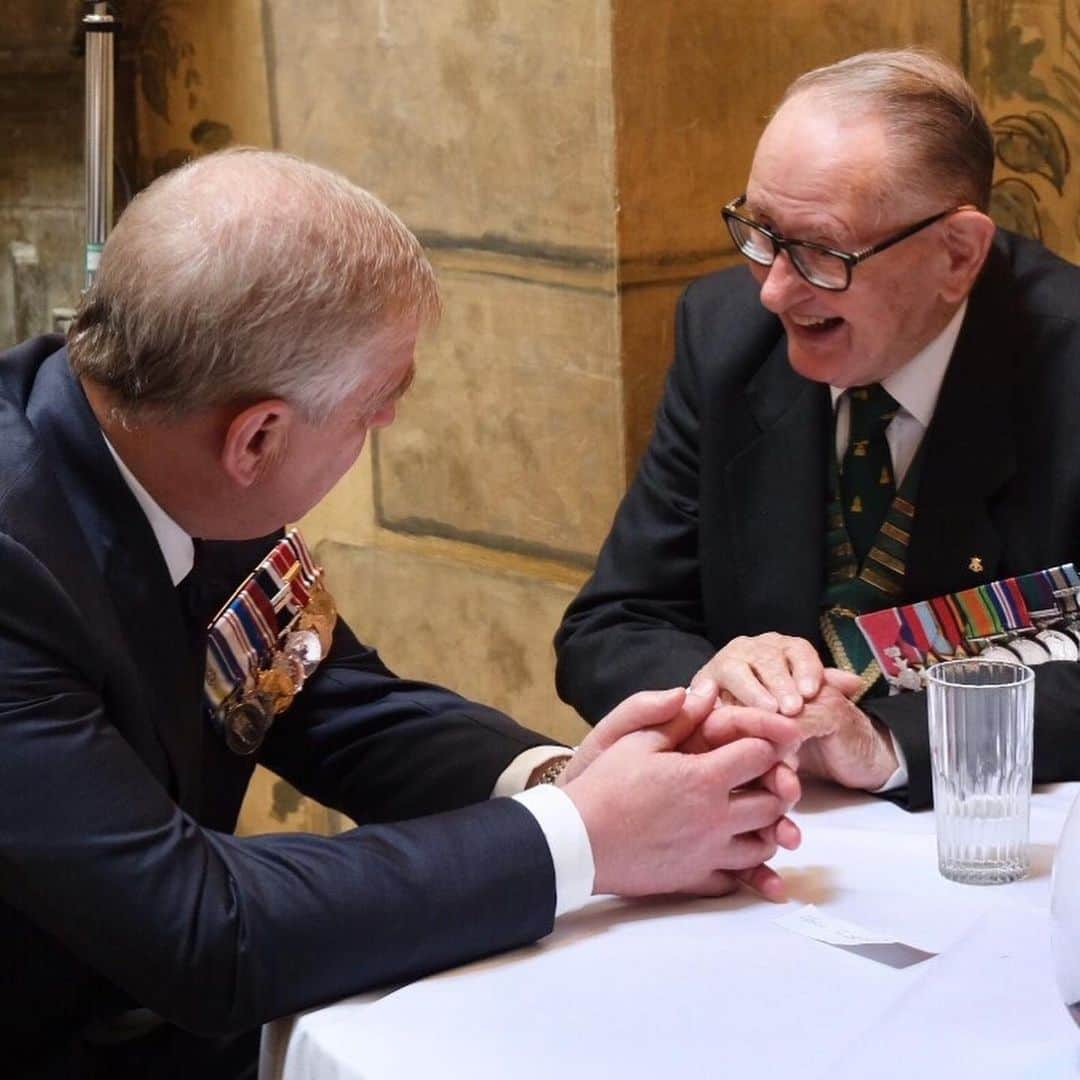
<box><xmin>969</xmin><ymin>0</ymin><xmax>1080</xmax><ymax>255</ymax></box>
<box><xmin>136</xmin><ymin>2</ymin><xmax>192</xmax><ymax>123</ymax></box>
<box><xmin>992</xmin><ymin>111</ymin><xmax>1070</xmax><ymax>192</ymax></box>
<box><xmin>990</xmin><ymin>176</ymin><xmax>1043</xmax><ymax>239</ymax></box>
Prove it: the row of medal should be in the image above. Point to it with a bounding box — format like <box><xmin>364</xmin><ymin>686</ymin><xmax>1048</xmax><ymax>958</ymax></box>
<box><xmin>978</xmin><ymin>625</ymin><xmax>1080</xmax><ymax>665</ymax></box>
<box><xmin>203</xmin><ymin>530</ymin><xmax>337</xmax><ymax>754</ymax></box>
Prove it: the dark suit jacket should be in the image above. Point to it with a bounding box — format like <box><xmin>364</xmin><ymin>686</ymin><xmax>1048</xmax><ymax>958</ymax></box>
<box><xmin>0</xmin><ymin>338</ymin><xmax>559</xmax><ymax>1071</ymax></box>
<box><xmin>556</xmin><ymin>230</ymin><xmax>1080</xmax><ymax>810</ymax></box>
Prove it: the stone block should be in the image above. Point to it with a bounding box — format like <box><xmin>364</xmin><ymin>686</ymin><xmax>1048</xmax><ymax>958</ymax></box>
<box><xmin>0</xmin><ymin>207</ymin><xmax>83</xmax><ymax>348</ymax></box>
<box><xmin>315</xmin><ymin>538</ymin><xmax>589</xmax><ymax>747</ymax></box>
<box><xmin>265</xmin><ymin>0</ymin><xmax>616</xmax><ymax>255</ymax></box>
<box><xmin>375</xmin><ymin>267</ymin><xmax>623</xmax><ymax>563</ymax></box>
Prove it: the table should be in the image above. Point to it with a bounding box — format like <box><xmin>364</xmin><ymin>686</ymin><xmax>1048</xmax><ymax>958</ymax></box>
<box><xmin>260</xmin><ymin>783</ymin><xmax>1080</xmax><ymax>1080</ymax></box>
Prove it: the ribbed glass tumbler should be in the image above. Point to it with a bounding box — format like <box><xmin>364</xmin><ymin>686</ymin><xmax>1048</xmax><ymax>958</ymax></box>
<box><xmin>925</xmin><ymin>658</ymin><xmax>1034</xmax><ymax>885</ymax></box>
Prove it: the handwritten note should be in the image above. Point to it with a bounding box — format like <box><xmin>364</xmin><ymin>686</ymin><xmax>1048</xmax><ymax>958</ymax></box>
<box><xmin>775</xmin><ymin>905</ymin><xmax>937</xmax><ymax>969</ymax></box>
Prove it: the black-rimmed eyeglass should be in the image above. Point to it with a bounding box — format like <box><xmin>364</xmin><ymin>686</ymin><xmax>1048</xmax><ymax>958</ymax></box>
<box><xmin>722</xmin><ymin>194</ymin><xmax>970</xmax><ymax>292</ymax></box>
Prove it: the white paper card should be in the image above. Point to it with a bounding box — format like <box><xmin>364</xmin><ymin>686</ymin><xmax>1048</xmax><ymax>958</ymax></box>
<box><xmin>775</xmin><ymin>904</ymin><xmax>894</xmax><ymax>946</ymax></box>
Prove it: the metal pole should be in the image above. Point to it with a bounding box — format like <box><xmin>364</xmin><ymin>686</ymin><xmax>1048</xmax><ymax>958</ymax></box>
<box><xmin>83</xmin><ymin>2</ymin><xmax>117</xmax><ymax>288</ymax></box>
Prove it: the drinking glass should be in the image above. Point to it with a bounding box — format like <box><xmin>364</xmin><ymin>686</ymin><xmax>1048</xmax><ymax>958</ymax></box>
<box><xmin>925</xmin><ymin>658</ymin><xmax>1034</xmax><ymax>884</ymax></box>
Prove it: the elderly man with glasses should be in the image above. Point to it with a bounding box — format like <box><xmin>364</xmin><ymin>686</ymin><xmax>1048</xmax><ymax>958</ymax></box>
<box><xmin>555</xmin><ymin>48</ymin><xmax>1080</xmax><ymax>809</ymax></box>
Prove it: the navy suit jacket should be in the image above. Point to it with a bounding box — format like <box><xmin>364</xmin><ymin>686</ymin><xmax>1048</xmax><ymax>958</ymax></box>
<box><xmin>556</xmin><ymin>230</ymin><xmax>1080</xmax><ymax>809</ymax></box>
<box><xmin>0</xmin><ymin>338</ymin><xmax>558</xmax><ymax>1066</ymax></box>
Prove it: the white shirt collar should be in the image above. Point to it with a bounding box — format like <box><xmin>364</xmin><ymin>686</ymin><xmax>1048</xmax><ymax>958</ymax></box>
<box><xmin>829</xmin><ymin>298</ymin><xmax>968</xmax><ymax>426</ymax></box>
<box><xmin>103</xmin><ymin>437</ymin><xmax>195</xmax><ymax>586</ymax></box>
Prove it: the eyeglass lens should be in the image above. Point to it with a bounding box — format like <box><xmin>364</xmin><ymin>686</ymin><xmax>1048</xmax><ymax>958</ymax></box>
<box><xmin>726</xmin><ymin>216</ymin><xmax>850</xmax><ymax>289</ymax></box>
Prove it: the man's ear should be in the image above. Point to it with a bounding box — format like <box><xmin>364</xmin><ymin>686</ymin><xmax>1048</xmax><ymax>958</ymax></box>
<box><xmin>220</xmin><ymin>399</ymin><xmax>293</xmax><ymax>488</ymax></box>
<box><xmin>939</xmin><ymin>209</ymin><xmax>996</xmax><ymax>304</ymax></box>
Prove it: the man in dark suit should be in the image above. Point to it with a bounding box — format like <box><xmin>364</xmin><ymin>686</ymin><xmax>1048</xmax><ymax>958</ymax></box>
<box><xmin>0</xmin><ymin>150</ymin><xmax>803</xmax><ymax>1077</ymax></box>
<box><xmin>555</xmin><ymin>49</ymin><xmax>1080</xmax><ymax>811</ymax></box>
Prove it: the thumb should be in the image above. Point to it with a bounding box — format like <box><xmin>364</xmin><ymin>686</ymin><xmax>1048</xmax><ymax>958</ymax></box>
<box><xmin>646</xmin><ymin>681</ymin><xmax>719</xmax><ymax>751</ymax></box>
<box><xmin>593</xmin><ymin>687</ymin><xmax>687</xmax><ymax>745</ymax></box>
<box><xmin>823</xmin><ymin>668</ymin><xmax>863</xmax><ymax>698</ymax></box>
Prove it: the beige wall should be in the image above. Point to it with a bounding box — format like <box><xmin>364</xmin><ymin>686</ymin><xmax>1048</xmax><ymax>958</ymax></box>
<box><xmin>126</xmin><ymin>0</ymin><xmax>1077</xmax><ymax>835</ymax></box>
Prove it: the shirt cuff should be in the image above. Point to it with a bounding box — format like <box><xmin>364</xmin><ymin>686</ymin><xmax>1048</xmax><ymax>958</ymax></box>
<box><xmin>870</xmin><ymin>728</ymin><xmax>909</xmax><ymax>793</ymax></box>
<box><xmin>511</xmin><ymin>784</ymin><xmax>595</xmax><ymax>918</ymax></box>
<box><xmin>490</xmin><ymin>746</ymin><xmax>571</xmax><ymax>798</ymax></box>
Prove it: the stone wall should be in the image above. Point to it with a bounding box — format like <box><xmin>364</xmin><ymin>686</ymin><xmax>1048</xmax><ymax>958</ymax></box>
<box><xmin>1</xmin><ymin>3</ymin><xmax>87</xmax><ymax>345</ymax></box>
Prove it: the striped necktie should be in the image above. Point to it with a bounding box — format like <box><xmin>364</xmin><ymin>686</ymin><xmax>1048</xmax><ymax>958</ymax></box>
<box><xmin>840</xmin><ymin>383</ymin><xmax>898</xmax><ymax>564</ymax></box>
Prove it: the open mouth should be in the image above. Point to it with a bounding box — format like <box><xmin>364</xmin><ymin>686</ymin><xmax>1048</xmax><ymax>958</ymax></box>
<box><xmin>789</xmin><ymin>314</ymin><xmax>845</xmax><ymax>335</ymax></box>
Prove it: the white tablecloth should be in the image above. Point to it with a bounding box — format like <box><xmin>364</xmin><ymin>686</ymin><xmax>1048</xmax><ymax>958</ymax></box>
<box><xmin>261</xmin><ymin>783</ymin><xmax>1080</xmax><ymax>1080</ymax></box>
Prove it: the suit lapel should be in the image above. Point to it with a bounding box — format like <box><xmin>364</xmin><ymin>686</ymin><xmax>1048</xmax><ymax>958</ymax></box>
<box><xmin>726</xmin><ymin>339</ymin><xmax>831</xmax><ymax>646</ymax></box>
<box><xmin>26</xmin><ymin>350</ymin><xmax>205</xmax><ymax>812</ymax></box>
<box><xmin>906</xmin><ymin>247</ymin><xmax>1018</xmax><ymax>601</ymax></box>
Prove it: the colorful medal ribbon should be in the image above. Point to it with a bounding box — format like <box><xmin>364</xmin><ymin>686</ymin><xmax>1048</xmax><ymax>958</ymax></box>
<box><xmin>204</xmin><ymin>529</ymin><xmax>337</xmax><ymax>754</ymax></box>
<box><xmin>856</xmin><ymin>562</ymin><xmax>1080</xmax><ymax>692</ymax></box>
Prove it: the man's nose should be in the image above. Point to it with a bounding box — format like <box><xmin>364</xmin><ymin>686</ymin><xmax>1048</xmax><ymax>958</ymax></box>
<box><xmin>757</xmin><ymin>250</ymin><xmax>814</xmax><ymax>313</ymax></box>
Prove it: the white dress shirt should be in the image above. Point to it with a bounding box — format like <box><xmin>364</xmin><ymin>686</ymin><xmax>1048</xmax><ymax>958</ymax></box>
<box><xmin>829</xmin><ymin>300</ymin><xmax>968</xmax><ymax>792</ymax></box>
<box><xmin>103</xmin><ymin>438</ymin><xmax>594</xmax><ymax>917</ymax></box>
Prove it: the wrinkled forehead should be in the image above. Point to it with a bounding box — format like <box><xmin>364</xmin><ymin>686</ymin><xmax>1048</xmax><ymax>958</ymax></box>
<box><xmin>746</xmin><ymin>94</ymin><xmax>893</xmax><ymax>239</ymax></box>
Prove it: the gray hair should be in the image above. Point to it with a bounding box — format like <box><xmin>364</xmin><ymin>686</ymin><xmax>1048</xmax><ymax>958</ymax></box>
<box><xmin>69</xmin><ymin>148</ymin><xmax>440</xmax><ymax>423</ymax></box>
<box><xmin>780</xmin><ymin>48</ymin><xmax>994</xmax><ymax>214</ymax></box>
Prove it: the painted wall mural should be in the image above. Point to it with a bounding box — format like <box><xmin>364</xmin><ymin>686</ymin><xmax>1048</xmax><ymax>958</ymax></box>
<box><xmin>968</xmin><ymin>0</ymin><xmax>1080</xmax><ymax>259</ymax></box>
<box><xmin>118</xmin><ymin>0</ymin><xmax>271</xmax><ymax>188</ymax></box>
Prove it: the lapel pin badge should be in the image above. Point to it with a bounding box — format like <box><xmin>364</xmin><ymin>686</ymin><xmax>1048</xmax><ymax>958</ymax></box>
<box><xmin>969</xmin><ymin>555</ymin><xmax>984</xmax><ymax>573</ymax></box>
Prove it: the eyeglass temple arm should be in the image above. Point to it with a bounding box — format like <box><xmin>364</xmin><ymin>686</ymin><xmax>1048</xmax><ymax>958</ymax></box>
<box><xmin>850</xmin><ymin>205</ymin><xmax>976</xmax><ymax>264</ymax></box>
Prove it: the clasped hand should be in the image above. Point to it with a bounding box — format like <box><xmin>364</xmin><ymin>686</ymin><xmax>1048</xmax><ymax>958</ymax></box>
<box><xmin>693</xmin><ymin>632</ymin><xmax>899</xmax><ymax>791</ymax></box>
<box><xmin>559</xmin><ymin>679</ymin><xmax>803</xmax><ymax>903</ymax></box>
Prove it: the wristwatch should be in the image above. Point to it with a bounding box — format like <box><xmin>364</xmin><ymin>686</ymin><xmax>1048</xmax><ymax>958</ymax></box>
<box><xmin>535</xmin><ymin>756</ymin><xmax>572</xmax><ymax>785</ymax></box>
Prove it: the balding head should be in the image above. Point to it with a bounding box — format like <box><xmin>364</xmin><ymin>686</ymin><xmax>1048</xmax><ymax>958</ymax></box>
<box><xmin>69</xmin><ymin>149</ymin><xmax>439</xmax><ymax>424</ymax></box>
<box><xmin>774</xmin><ymin>49</ymin><xmax>994</xmax><ymax>219</ymax></box>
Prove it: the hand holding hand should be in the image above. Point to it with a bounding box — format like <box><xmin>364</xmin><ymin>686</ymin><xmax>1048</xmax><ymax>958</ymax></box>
<box><xmin>560</xmin><ymin>681</ymin><xmax>719</xmax><ymax>787</ymax></box>
<box><xmin>694</xmin><ymin>633</ymin><xmax>826</xmax><ymax>716</ymax></box>
<box><xmin>562</xmin><ymin>694</ymin><xmax>800</xmax><ymax>901</ymax></box>
<box><xmin>794</xmin><ymin>683</ymin><xmax>898</xmax><ymax>790</ymax></box>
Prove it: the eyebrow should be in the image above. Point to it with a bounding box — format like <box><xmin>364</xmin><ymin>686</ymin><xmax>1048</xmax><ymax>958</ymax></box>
<box><xmin>365</xmin><ymin>363</ymin><xmax>416</xmax><ymax>416</ymax></box>
<box><xmin>745</xmin><ymin>202</ymin><xmax>849</xmax><ymax>248</ymax></box>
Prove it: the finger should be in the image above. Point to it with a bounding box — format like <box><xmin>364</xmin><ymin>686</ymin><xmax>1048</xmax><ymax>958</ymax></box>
<box><xmin>785</xmin><ymin>639</ymin><xmax>826</xmax><ymax>698</ymax></box>
<box><xmin>727</xmin><ymin>789</ymin><xmax>786</xmax><ymax>834</ymax></box>
<box><xmin>735</xmin><ymin>863</ymin><xmax>788</xmax><ymax>902</ymax></box>
<box><xmin>650</xmin><ymin>685</ymin><xmax>721</xmax><ymax>751</ymax></box>
<box><xmin>715</xmin><ymin>830</ymin><xmax>780</xmax><ymax>870</ymax></box>
<box><xmin>683</xmin><ymin>676</ymin><xmax>719</xmax><ymax>722</ymax></box>
<box><xmin>757</xmin><ymin>762</ymin><xmax>801</xmax><ymax>807</ymax></box>
<box><xmin>775</xmin><ymin>816</ymin><xmax>801</xmax><ymax>850</ymax></box>
<box><xmin>681</xmin><ymin>870</ymin><xmax>740</xmax><ymax>898</ymax></box>
<box><xmin>699</xmin><ymin>707</ymin><xmax>803</xmax><ymax>753</ymax></box>
<box><xmin>657</xmin><ymin>677</ymin><xmax>719</xmax><ymax>754</ymax></box>
<box><xmin>823</xmin><ymin>667</ymin><xmax>863</xmax><ymax>698</ymax></box>
<box><xmin>705</xmin><ymin>736</ymin><xmax>782</xmax><ymax>791</ymax></box>
<box><xmin>745</xmin><ymin>652</ymin><xmax>804</xmax><ymax>716</ymax></box>
<box><xmin>594</xmin><ymin>687</ymin><xmax>686</xmax><ymax>745</ymax></box>
<box><xmin>714</xmin><ymin>658</ymin><xmax>779</xmax><ymax>712</ymax></box>
<box><xmin>795</xmin><ymin>708</ymin><xmax>839</xmax><ymax>741</ymax></box>
<box><xmin>687</xmin><ymin>673</ymin><xmax>719</xmax><ymax>703</ymax></box>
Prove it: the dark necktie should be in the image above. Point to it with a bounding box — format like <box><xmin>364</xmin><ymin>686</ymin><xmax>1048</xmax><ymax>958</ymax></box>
<box><xmin>840</xmin><ymin>383</ymin><xmax>898</xmax><ymax>564</ymax></box>
<box><xmin>177</xmin><ymin>538</ymin><xmax>227</xmax><ymax>646</ymax></box>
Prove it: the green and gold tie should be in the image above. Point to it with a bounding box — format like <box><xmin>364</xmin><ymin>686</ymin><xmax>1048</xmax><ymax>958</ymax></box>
<box><xmin>840</xmin><ymin>383</ymin><xmax>898</xmax><ymax>564</ymax></box>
